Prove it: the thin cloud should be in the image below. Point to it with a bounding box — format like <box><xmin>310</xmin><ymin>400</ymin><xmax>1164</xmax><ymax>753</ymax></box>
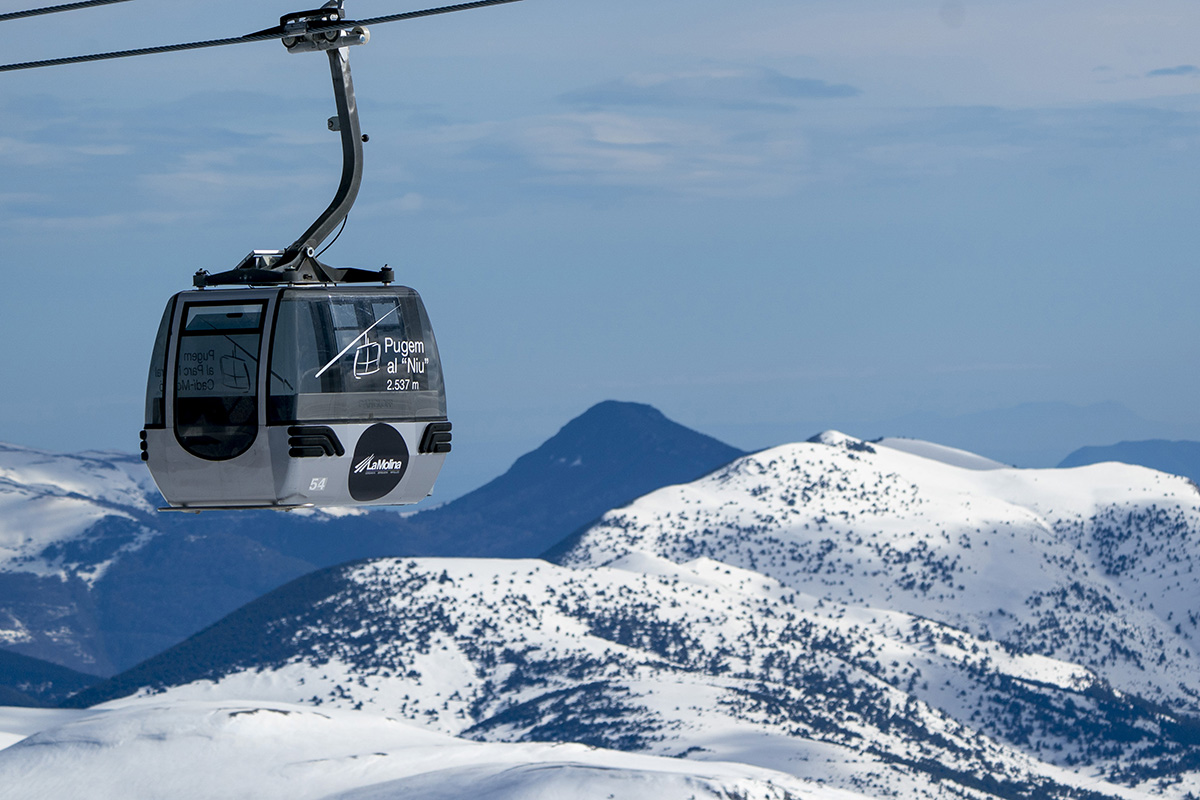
<box><xmin>2</xmin><ymin>210</ymin><xmax>195</xmax><ymax>232</ymax></box>
<box><xmin>561</xmin><ymin>67</ymin><xmax>860</xmax><ymax>112</ymax></box>
<box><xmin>1147</xmin><ymin>65</ymin><xmax>1200</xmax><ymax>78</ymax></box>
<box><xmin>0</xmin><ymin>192</ymin><xmax>48</xmax><ymax>207</ymax></box>
<box><xmin>488</xmin><ymin>111</ymin><xmax>808</xmax><ymax>199</ymax></box>
<box><xmin>383</xmin><ymin>98</ymin><xmax>1200</xmax><ymax>206</ymax></box>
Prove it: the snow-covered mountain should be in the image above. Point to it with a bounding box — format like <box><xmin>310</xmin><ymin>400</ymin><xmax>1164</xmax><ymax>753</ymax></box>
<box><xmin>384</xmin><ymin>400</ymin><xmax>747</xmax><ymax>559</ymax></box>
<box><xmin>0</xmin><ymin>401</ymin><xmax>745</xmax><ymax>674</ymax></box>
<box><xmin>0</xmin><ymin>441</ymin><xmax>331</xmax><ymax>674</ymax></box>
<box><xmin>562</xmin><ymin>431</ymin><xmax>1200</xmax><ymax>717</ymax></box>
<box><xmin>0</xmin><ymin>444</ymin><xmax>163</xmax><ymax>673</ymax></box>
<box><xmin>57</xmin><ymin>431</ymin><xmax>1200</xmax><ymax>799</ymax></box>
<box><xmin>0</xmin><ymin>444</ymin><xmax>158</xmax><ymax>582</ymax></box>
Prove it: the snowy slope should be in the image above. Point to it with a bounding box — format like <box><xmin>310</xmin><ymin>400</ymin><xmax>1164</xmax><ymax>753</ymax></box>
<box><xmin>872</xmin><ymin>436</ymin><xmax>1008</xmax><ymax>470</ymax></box>
<box><xmin>0</xmin><ymin>699</ymin><xmax>825</xmax><ymax>800</ymax></box>
<box><xmin>13</xmin><ymin>431</ymin><xmax>1200</xmax><ymax>798</ymax></box>
<box><xmin>0</xmin><ymin>402</ymin><xmax>745</xmax><ymax>674</ymax></box>
<box><xmin>563</xmin><ymin>432</ymin><xmax>1200</xmax><ymax>716</ymax></box>
<box><xmin>0</xmin><ymin>706</ymin><xmax>90</xmax><ymax>750</ymax></box>
<box><xmin>0</xmin><ymin>441</ymin><xmax>322</xmax><ymax>674</ymax></box>
<box><xmin>0</xmin><ymin>444</ymin><xmax>168</xmax><ymax>672</ymax></box>
<box><xmin>69</xmin><ymin>553</ymin><xmax>1187</xmax><ymax>800</ymax></box>
<box><xmin>0</xmin><ymin>444</ymin><xmax>158</xmax><ymax>583</ymax></box>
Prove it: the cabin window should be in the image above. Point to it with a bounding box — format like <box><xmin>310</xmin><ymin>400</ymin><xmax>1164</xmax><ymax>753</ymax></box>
<box><xmin>174</xmin><ymin>301</ymin><xmax>266</xmax><ymax>460</ymax></box>
<box><xmin>144</xmin><ymin>299</ymin><xmax>174</xmax><ymax>428</ymax></box>
<box><xmin>268</xmin><ymin>289</ymin><xmax>446</xmax><ymax>424</ymax></box>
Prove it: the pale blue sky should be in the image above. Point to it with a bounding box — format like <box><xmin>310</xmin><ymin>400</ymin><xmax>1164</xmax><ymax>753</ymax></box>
<box><xmin>3</xmin><ymin>0</ymin><xmax>1200</xmax><ymax>497</ymax></box>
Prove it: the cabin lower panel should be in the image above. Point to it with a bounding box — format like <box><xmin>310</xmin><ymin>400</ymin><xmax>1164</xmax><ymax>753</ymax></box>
<box><xmin>268</xmin><ymin>421</ymin><xmax>446</xmax><ymax>507</ymax></box>
<box><xmin>145</xmin><ymin>421</ymin><xmax>446</xmax><ymax>509</ymax></box>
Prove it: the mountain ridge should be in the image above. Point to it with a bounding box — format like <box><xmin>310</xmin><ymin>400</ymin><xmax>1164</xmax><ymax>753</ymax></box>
<box><xmin>1059</xmin><ymin>438</ymin><xmax>1200</xmax><ymax>486</ymax></box>
<box><xmin>59</xmin><ymin>431</ymin><xmax>1200</xmax><ymax>798</ymax></box>
<box><xmin>0</xmin><ymin>649</ymin><xmax>98</xmax><ymax>707</ymax></box>
<box><xmin>0</xmin><ymin>400</ymin><xmax>745</xmax><ymax>674</ymax></box>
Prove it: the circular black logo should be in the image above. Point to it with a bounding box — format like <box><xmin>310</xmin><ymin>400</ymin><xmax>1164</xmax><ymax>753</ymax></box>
<box><xmin>348</xmin><ymin>423</ymin><xmax>410</xmax><ymax>502</ymax></box>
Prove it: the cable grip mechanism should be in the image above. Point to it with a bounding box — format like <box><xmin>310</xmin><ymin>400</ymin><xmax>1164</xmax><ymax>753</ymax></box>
<box><xmin>279</xmin><ymin>4</ymin><xmax>370</xmax><ymax>54</ymax></box>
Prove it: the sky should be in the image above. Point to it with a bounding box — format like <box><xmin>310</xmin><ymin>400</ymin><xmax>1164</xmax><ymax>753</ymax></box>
<box><xmin>3</xmin><ymin>0</ymin><xmax>1200</xmax><ymax>499</ymax></box>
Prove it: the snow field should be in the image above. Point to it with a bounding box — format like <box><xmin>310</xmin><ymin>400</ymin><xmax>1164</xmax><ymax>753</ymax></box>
<box><xmin>0</xmin><ymin>699</ymin><xmax>842</xmax><ymax>800</ymax></box>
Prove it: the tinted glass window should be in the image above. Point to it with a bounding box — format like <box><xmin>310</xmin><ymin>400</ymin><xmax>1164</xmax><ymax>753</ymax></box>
<box><xmin>175</xmin><ymin>301</ymin><xmax>266</xmax><ymax>460</ymax></box>
<box><xmin>269</xmin><ymin>289</ymin><xmax>446</xmax><ymax>423</ymax></box>
<box><xmin>185</xmin><ymin>304</ymin><xmax>264</xmax><ymax>332</ymax></box>
<box><xmin>144</xmin><ymin>299</ymin><xmax>174</xmax><ymax>427</ymax></box>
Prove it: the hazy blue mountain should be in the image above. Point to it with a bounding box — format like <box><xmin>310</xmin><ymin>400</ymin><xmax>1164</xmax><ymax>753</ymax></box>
<box><xmin>0</xmin><ymin>401</ymin><xmax>744</xmax><ymax>674</ymax></box>
<box><xmin>861</xmin><ymin>401</ymin><xmax>1189</xmax><ymax>467</ymax></box>
<box><xmin>1059</xmin><ymin>439</ymin><xmax>1200</xmax><ymax>484</ymax></box>
<box><xmin>388</xmin><ymin>400</ymin><xmax>747</xmax><ymax>559</ymax></box>
<box><xmin>710</xmin><ymin>401</ymin><xmax>1197</xmax><ymax>469</ymax></box>
<box><xmin>0</xmin><ymin>649</ymin><xmax>98</xmax><ymax>707</ymax></box>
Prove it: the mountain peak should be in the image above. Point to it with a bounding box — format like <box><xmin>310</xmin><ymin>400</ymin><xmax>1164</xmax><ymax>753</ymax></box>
<box><xmin>0</xmin><ymin>401</ymin><xmax>748</xmax><ymax>673</ymax></box>
<box><xmin>576</xmin><ymin>399</ymin><xmax>669</xmax><ymax>422</ymax></box>
<box><xmin>416</xmin><ymin>401</ymin><xmax>747</xmax><ymax>558</ymax></box>
<box><xmin>528</xmin><ymin>400</ymin><xmax>731</xmax><ymax>465</ymax></box>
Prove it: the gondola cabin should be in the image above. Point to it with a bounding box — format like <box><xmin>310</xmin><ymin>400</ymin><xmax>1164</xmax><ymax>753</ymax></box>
<box><xmin>1</xmin><ymin>0</ymin><xmax>529</xmax><ymax>510</ymax></box>
<box><xmin>142</xmin><ymin>285</ymin><xmax>451</xmax><ymax>510</ymax></box>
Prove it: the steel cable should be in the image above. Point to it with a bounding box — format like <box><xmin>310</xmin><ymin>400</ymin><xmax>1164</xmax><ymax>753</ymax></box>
<box><xmin>0</xmin><ymin>0</ymin><xmax>523</xmax><ymax>73</ymax></box>
<box><xmin>0</xmin><ymin>0</ymin><xmax>132</xmax><ymax>23</ymax></box>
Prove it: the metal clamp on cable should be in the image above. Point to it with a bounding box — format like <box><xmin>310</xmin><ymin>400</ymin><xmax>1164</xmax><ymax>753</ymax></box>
<box><xmin>283</xmin><ymin>25</ymin><xmax>369</xmax><ymax>53</ymax></box>
<box><xmin>279</xmin><ymin>3</ymin><xmax>369</xmax><ymax>53</ymax></box>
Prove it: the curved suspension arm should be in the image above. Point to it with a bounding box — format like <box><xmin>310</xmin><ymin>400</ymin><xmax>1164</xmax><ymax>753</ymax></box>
<box><xmin>289</xmin><ymin>44</ymin><xmax>363</xmax><ymax>258</ymax></box>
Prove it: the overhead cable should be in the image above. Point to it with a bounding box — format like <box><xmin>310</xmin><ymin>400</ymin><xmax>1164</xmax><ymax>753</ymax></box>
<box><xmin>0</xmin><ymin>0</ymin><xmax>523</xmax><ymax>73</ymax></box>
<box><xmin>0</xmin><ymin>0</ymin><xmax>133</xmax><ymax>23</ymax></box>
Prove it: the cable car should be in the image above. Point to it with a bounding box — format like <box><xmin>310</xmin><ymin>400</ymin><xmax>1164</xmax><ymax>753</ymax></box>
<box><xmin>142</xmin><ymin>284</ymin><xmax>451</xmax><ymax>510</ymax></box>
<box><xmin>4</xmin><ymin>1</ymin><xmax>527</xmax><ymax>509</ymax></box>
<box><xmin>127</xmin><ymin>2</ymin><xmax>470</xmax><ymax>510</ymax></box>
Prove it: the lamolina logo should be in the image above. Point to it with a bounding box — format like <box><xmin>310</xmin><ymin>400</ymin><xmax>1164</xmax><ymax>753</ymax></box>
<box><xmin>348</xmin><ymin>424</ymin><xmax>410</xmax><ymax>502</ymax></box>
<box><xmin>353</xmin><ymin>454</ymin><xmax>406</xmax><ymax>474</ymax></box>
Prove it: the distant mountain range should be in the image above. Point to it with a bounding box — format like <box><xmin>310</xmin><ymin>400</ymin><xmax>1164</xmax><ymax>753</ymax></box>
<box><xmin>0</xmin><ymin>401</ymin><xmax>744</xmax><ymax>675</ymax></box>
<box><xmin>716</xmin><ymin>401</ymin><xmax>1200</xmax><ymax>469</ymax></box>
<box><xmin>59</xmin><ymin>430</ymin><xmax>1200</xmax><ymax>799</ymax></box>
<box><xmin>1060</xmin><ymin>439</ymin><xmax>1200</xmax><ymax>485</ymax></box>
<box><xmin>866</xmin><ymin>401</ymin><xmax>1190</xmax><ymax>467</ymax></box>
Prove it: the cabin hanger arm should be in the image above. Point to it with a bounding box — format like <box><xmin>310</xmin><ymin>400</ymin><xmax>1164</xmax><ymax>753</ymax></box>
<box><xmin>196</xmin><ymin>2</ymin><xmax>388</xmax><ymax>286</ymax></box>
